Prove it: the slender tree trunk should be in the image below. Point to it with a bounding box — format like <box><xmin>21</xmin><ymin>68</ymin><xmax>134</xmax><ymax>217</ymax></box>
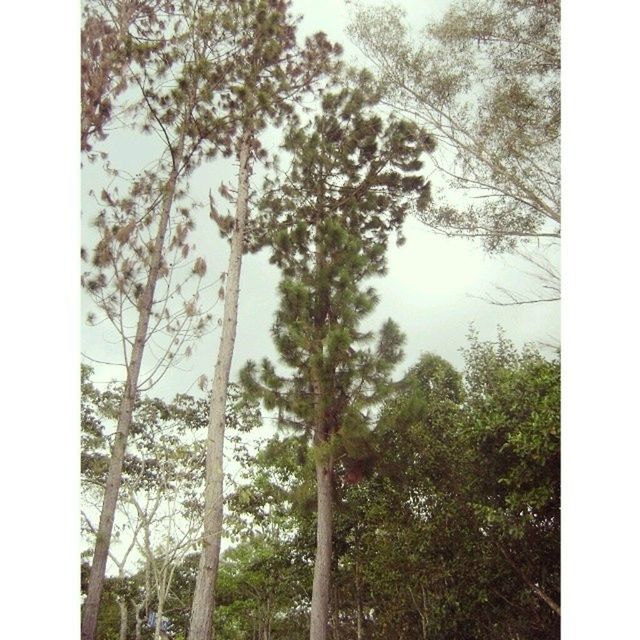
<box><xmin>355</xmin><ymin>560</ymin><xmax>364</xmax><ymax>640</ymax></box>
<box><xmin>310</xmin><ymin>454</ymin><xmax>334</xmax><ymax>640</ymax></box>
<box><xmin>118</xmin><ymin>598</ymin><xmax>128</xmax><ymax>640</ymax></box>
<box><xmin>135</xmin><ymin>602</ymin><xmax>144</xmax><ymax>640</ymax></box>
<box><xmin>188</xmin><ymin>128</ymin><xmax>252</xmax><ymax>640</ymax></box>
<box><xmin>309</xmin><ymin>200</ymin><xmax>334</xmax><ymax>640</ymax></box>
<box><xmin>498</xmin><ymin>544</ymin><xmax>561</xmax><ymax>616</ymax></box>
<box><xmin>331</xmin><ymin>585</ymin><xmax>340</xmax><ymax>640</ymax></box>
<box><xmin>420</xmin><ymin>586</ymin><xmax>428</xmax><ymax>640</ymax></box>
<box><xmin>154</xmin><ymin>594</ymin><xmax>165</xmax><ymax>640</ymax></box>
<box><xmin>81</xmin><ymin>134</ymin><xmax>186</xmax><ymax>640</ymax></box>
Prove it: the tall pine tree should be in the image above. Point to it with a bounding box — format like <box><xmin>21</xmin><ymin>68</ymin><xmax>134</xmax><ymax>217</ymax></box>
<box><xmin>188</xmin><ymin>3</ymin><xmax>340</xmax><ymax>638</ymax></box>
<box><xmin>241</xmin><ymin>74</ymin><xmax>434</xmax><ymax>640</ymax></box>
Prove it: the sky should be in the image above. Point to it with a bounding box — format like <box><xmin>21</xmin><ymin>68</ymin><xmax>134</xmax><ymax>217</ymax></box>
<box><xmin>81</xmin><ymin>0</ymin><xmax>560</xmax><ymax>402</ymax></box>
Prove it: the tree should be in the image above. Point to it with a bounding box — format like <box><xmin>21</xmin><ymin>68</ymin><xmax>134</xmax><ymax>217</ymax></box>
<box><xmin>241</xmin><ymin>75</ymin><xmax>433</xmax><ymax>640</ymax></box>
<box><xmin>81</xmin><ymin>363</ymin><xmax>262</xmax><ymax>634</ymax></box>
<box><xmin>81</xmin><ymin>15</ymin><xmax>215</xmax><ymax>634</ymax></box>
<box><xmin>121</xmin><ymin>399</ymin><xmax>205</xmax><ymax>640</ymax></box>
<box><xmin>336</xmin><ymin>338</ymin><xmax>560</xmax><ymax>639</ymax></box>
<box><xmin>348</xmin><ymin>0</ymin><xmax>560</xmax><ymax>303</ymax></box>
<box><xmin>459</xmin><ymin>330</ymin><xmax>560</xmax><ymax>623</ymax></box>
<box><xmin>188</xmin><ymin>3</ymin><xmax>340</xmax><ymax>637</ymax></box>
<box><xmin>81</xmin><ymin>562</ymin><xmax>141</xmax><ymax>640</ymax></box>
<box><xmin>81</xmin><ymin>367</ymin><xmax>211</xmax><ymax>640</ymax></box>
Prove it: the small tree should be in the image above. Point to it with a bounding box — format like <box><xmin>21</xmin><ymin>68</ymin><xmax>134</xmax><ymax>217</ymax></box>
<box><xmin>241</xmin><ymin>75</ymin><xmax>433</xmax><ymax>640</ymax></box>
<box><xmin>81</xmin><ymin>367</ymin><xmax>210</xmax><ymax>640</ymax></box>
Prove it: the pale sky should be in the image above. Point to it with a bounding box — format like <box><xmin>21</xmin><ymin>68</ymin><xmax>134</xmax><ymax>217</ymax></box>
<box><xmin>81</xmin><ymin>0</ymin><xmax>560</xmax><ymax>402</ymax></box>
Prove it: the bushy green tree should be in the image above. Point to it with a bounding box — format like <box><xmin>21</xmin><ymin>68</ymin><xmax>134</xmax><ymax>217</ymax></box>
<box><xmin>241</xmin><ymin>74</ymin><xmax>433</xmax><ymax>639</ymax></box>
<box><xmin>459</xmin><ymin>331</ymin><xmax>560</xmax><ymax>623</ymax></box>
<box><xmin>333</xmin><ymin>338</ymin><xmax>560</xmax><ymax>639</ymax></box>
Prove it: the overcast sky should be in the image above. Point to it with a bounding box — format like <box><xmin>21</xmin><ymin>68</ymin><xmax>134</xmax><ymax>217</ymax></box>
<box><xmin>81</xmin><ymin>0</ymin><xmax>560</xmax><ymax>402</ymax></box>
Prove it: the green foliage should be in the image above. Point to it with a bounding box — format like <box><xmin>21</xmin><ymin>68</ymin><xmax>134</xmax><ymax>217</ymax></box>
<box><xmin>128</xmin><ymin>334</ymin><xmax>559</xmax><ymax>639</ymax></box>
<box><xmin>81</xmin><ymin>367</ymin><xmax>209</xmax><ymax>494</ymax></box>
<box><xmin>242</xmin><ymin>76</ymin><xmax>434</xmax><ymax>464</ymax></box>
<box><xmin>213</xmin><ymin>536</ymin><xmax>311</xmax><ymax>639</ymax></box>
<box><xmin>81</xmin><ymin>367</ymin><xmax>260</xmax><ymax>497</ymax></box>
<box><xmin>81</xmin><ymin>368</ymin><xmax>260</xmax><ymax>639</ymax></box>
<box><xmin>328</xmin><ymin>337</ymin><xmax>560</xmax><ymax>639</ymax></box>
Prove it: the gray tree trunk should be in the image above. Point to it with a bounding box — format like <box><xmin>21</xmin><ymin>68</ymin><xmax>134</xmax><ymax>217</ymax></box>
<box><xmin>81</xmin><ymin>132</ymin><xmax>186</xmax><ymax>640</ymax></box>
<box><xmin>135</xmin><ymin>602</ymin><xmax>144</xmax><ymax>640</ymax></box>
<box><xmin>154</xmin><ymin>596</ymin><xmax>165</xmax><ymax>640</ymax></box>
<box><xmin>188</xmin><ymin>129</ymin><xmax>252</xmax><ymax>640</ymax></box>
<box><xmin>309</xmin><ymin>455</ymin><xmax>334</xmax><ymax>640</ymax></box>
<box><xmin>118</xmin><ymin>598</ymin><xmax>128</xmax><ymax>640</ymax></box>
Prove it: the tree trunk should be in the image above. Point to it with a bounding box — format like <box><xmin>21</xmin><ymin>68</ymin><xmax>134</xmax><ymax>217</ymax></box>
<box><xmin>498</xmin><ymin>544</ymin><xmax>561</xmax><ymax>616</ymax></box>
<box><xmin>188</xmin><ymin>128</ymin><xmax>252</xmax><ymax>640</ymax></box>
<box><xmin>355</xmin><ymin>560</ymin><xmax>364</xmax><ymax>640</ymax></box>
<box><xmin>331</xmin><ymin>585</ymin><xmax>340</xmax><ymax>640</ymax></box>
<box><xmin>81</xmin><ymin>133</ymin><xmax>186</xmax><ymax>640</ymax></box>
<box><xmin>154</xmin><ymin>595</ymin><xmax>165</xmax><ymax>640</ymax></box>
<box><xmin>118</xmin><ymin>598</ymin><xmax>128</xmax><ymax>640</ymax></box>
<box><xmin>310</xmin><ymin>455</ymin><xmax>334</xmax><ymax>640</ymax></box>
<box><xmin>135</xmin><ymin>602</ymin><xmax>144</xmax><ymax>640</ymax></box>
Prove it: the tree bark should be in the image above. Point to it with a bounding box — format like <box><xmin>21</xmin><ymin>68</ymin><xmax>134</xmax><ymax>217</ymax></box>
<box><xmin>118</xmin><ymin>598</ymin><xmax>128</xmax><ymax>640</ymax></box>
<box><xmin>310</xmin><ymin>454</ymin><xmax>334</xmax><ymax>640</ymax></box>
<box><xmin>135</xmin><ymin>602</ymin><xmax>144</xmax><ymax>640</ymax></box>
<box><xmin>81</xmin><ymin>132</ymin><xmax>186</xmax><ymax>640</ymax></box>
<box><xmin>188</xmin><ymin>128</ymin><xmax>252</xmax><ymax>640</ymax></box>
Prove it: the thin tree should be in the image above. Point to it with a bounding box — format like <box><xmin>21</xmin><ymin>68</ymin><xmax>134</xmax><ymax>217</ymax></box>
<box><xmin>81</xmin><ymin>511</ymin><xmax>142</xmax><ymax>640</ymax></box>
<box><xmin>241</xmin><ymin>75</ymin><xmax>434</xmax><ymax>640</ymax></box>
<box><xmin>188</xmin><ymin>2</ymin><xmax>340</xmax><ymax>637</ymax></box>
